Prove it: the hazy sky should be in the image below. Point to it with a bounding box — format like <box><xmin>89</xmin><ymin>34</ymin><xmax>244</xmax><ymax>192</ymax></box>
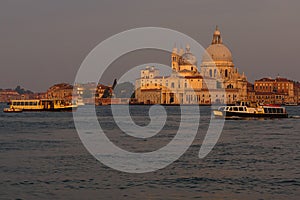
<box><xmin>1</xmin><ymin>0</ymin><xmax>299</xmax><ymax>92</ymax></box>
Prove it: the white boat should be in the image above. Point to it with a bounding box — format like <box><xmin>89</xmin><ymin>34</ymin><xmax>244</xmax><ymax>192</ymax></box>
<box><xmin>213</xmin><ymin>101</ymin><xmax>288</xmax><ymax>118</ymax></box>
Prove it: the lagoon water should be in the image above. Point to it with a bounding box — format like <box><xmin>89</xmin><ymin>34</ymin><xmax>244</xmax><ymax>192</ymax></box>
<box><xmin>0</xmin><ymin>103</ymin><xmax>299</xmax><ymax>199</ymax></box>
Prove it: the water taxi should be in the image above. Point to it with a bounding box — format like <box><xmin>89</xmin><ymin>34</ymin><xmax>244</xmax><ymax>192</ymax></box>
<box><xmin>3</xmin><ymin>99</ymin><xmax>77</xmax><ymax>112</ymax></box>
<box><xmin>213</xmin><ymin>101</ymin><xmax>288</xmax><ymax>118</ymax></box>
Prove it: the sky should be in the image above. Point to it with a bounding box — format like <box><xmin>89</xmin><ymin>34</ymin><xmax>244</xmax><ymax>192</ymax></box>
<box><xmin>0</xmin><ymin>0</ymin><xmax>299</xmax><ymax>92</ymax></box>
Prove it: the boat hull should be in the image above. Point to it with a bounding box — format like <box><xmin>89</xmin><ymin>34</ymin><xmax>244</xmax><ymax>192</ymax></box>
<box><xmin>20</xmin><ymin>107</ymin><xmax>77</xmax><ymax>112</ymax></box>
<box><xmin>216</xmin><ymin>111</ymin><xmax>288</xmax><ymax>118</ymax></box>
<box><xmin>3</xmin><ymin>108</ymin><xmax>23</xmax><ymax>113</ymax></box>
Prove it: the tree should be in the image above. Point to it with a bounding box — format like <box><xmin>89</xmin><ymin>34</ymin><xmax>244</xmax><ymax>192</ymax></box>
<box><xmin>113</xmin><ymin>82</ymin><xmax>134</xmax><ymax>98</ymax></box>
<box><xmin>15</xmin><ymin>85</ymin><xmax>33</xmax><ymax>94</ymax></box>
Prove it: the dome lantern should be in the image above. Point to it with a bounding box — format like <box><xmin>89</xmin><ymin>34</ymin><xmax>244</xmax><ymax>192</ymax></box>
<box><xmin>212</xmin><ymin>25</ymin><xmax>223</xmax><ymax>45</ymax></box>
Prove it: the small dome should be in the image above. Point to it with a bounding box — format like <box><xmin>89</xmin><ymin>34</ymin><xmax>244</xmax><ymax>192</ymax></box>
<box><xmin>181</xmin><ymin>52</ymin><xmax>197</xmax><ymax>65</ymax></box>
<box><xmin>202</xmin><ymin>43</ymin><xmax>232</xmax><ymax>62</ymax></box>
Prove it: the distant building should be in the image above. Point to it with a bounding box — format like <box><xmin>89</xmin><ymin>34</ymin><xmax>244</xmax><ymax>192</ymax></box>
<box><xmin>47</xmin><ymin>83</ymin><xmax>73</xmax><ymax>102</ymax></box>
<box><xmin>73</xmin><ymin>83</ymin><xmax>111</xmax><ymax>105</ymax></box>
<box><xmin>32</xmin><ymin>92</ymin><xmax>47</xmax><ymax>99</ymax></box>
<box><xmin>295</xmin><ymin>82</ymin><xmax>300</xmax><ymax>103</ymax></box>
<box><xmin>254</xmin><ymin>77</ymin><xmax>298</xmax><ymax>104</ymax></box>
<box><xmin>135</xmin><ymin>26</ymin><xmax>248</xmax><ymax>105</ymax></box>
<box><xmin>246</xmin><ymin>82</ymin><xmax>256</xmax><ymax>102</ymax></box>
<box><xmin>96</xmin><ymin>84</ymin><xmax>110</xmax><ymax>98</ymax></box>
<box><xmin>0</xmin><ymin>87</ymin><xmax>43</xmax><ymax>102</ymax></box>
<box><xmin>0</xmin><ymin>89</ymin><xmax>20</xmax><ymax>102</ymax></box>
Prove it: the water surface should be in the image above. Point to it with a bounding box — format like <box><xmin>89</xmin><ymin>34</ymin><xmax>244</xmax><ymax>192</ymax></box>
<box><xmin>0</xmin><ymin>103</ymin><xmax>299</xmax><ymax>199</ymax></box>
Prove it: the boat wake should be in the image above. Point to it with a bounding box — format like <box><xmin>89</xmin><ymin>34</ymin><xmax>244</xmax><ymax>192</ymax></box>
<box><xmin>289</xmin><ymin>115</ymin><xmax>300</xmax><ymax>119</ymax></box>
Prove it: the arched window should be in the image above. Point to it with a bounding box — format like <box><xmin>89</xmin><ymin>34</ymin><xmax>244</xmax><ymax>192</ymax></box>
<box><xmin>225</xmin><ymin>69</ymin><xmax>228</xmax><ymax>78</ymax></box>
<box><xmin>227</xmin><ymin>84</ymin><xmax>233</xmax><ymax>89</ymax></box>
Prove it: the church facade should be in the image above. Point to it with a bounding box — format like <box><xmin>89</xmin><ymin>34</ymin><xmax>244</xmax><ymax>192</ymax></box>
<box><xmin>135</xmin><ymin>27</ymin><xmax>248</xmax><ymax>105</ymax></box>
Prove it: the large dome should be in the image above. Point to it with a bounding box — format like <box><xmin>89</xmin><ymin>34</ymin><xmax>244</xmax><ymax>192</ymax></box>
<box><xmin>202</xmin><ymin>26</ymin><xmax>233</xmax><ymax>63</ymax></box>
<box><xmin>203</xmin><ymin>44</ymin><xmax>232</xmax><ymax>62</ymax></box>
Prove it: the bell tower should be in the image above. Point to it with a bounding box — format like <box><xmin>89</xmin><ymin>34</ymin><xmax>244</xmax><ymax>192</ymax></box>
<box><xmin>171</xmin><ymin>46</ymin><xmax>179</xmax><ymax>72</ymax></box>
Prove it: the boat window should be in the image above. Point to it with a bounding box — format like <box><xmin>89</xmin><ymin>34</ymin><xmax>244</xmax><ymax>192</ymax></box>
<box><xmin>268</xmin><ymin>108</ymin><xmax>272</xmax><ymax>113</ymax></box>
<box><xmin>239</xmin><ymin>107</ymin><xmax>243</xmax><ymax>111</ymax></box>
<box><xmin>25</xmin><ymin>102</ymin><xmax>28</xmax><ymax>106</ymax></box>
<box><xmin>21</xmin><ymin>102</ymin><xmax>24</xmax><ymax>106</ymax></box>
<box><xmin>264</xmin><ymin>108</ymin><xmax>269</xmax><ymax>113</ymax></box>
<box><xmin>271</xmin><ymin>108</ymin><xmax>276</xmax><ymax>113</ymax></box>
<box><xmin>233</xmin><ymin>107</ymin><xmax>238</xmax><ymax>111</ymax></box>
<box><xmin>29</xmin><ymin>102</ymin><xmax>33</xmax><ymax>106</ymax></box>
<box><xmin>12</xmin><ymin>102</ymin><xmax>16</xmax><ymax>106</ymax></box>
<box><xmin>229</xmin><ymin>107</ymin><xmax>232</xmax><ymax>111</ymax></box>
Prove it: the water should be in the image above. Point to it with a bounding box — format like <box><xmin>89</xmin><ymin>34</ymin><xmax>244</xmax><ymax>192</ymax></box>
<box><xmin>0</xmin><ymin>103</ymin><xmax>299</xmax><ymax>199</ymax></box>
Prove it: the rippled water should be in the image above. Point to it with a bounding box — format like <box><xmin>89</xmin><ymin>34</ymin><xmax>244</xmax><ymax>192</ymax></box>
<box><xmin>0</xmin><ymin>103</ymin><xmax>299</xmax><ymax>199</ymax></box>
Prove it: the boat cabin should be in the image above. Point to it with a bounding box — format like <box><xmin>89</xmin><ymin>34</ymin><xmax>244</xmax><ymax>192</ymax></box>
<box><xmin>9</xmin><ymin>99</ymin><xmax>74</xmax><ymax>111</ymax></box>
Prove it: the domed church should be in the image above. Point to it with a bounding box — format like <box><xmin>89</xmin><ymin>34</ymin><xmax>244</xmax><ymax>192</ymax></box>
<box><xmin>202</xmin><ymin>26</ymin><xmax>234</xmax><ymax>78</ymax></box>
<box><xmin>135</xmin><ymin>26</ymin><xmax>249</xmax><ymax>105</ymax></box>
<box><xmin>201</xmin><ymin>26</ymin><xmax>248</xmax><ymax>100</ymax></box>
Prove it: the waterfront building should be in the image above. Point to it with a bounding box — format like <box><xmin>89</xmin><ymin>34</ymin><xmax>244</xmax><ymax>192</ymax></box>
<box><xmin>246</xmin><ymin>82</ymin><xmax>256</xmax><ymax>102</ymax></box>
<box><xmin>47</xmin><ymin>83</ymin><xmax>73</xmax><ymax>102</ymax></box>
<box><xmin>96</xmin><ymin>84</ymin><xmax>110</xmax><ymax>98</ymax></box>
<box><xmin>296</xmin><ymin>82</ymin><xmax>300</xmax><ymax>103</ymax></box>
<box><xmin>73</xmin><ymin>82</ymin><xmax>112</xmax><ymax>105</ymax></box>
<box><xmin>135</xmin><ymin>27</ymin><xmax>248</xmax><ymax>105</ymax></box>
<box><xmin>0</xmin><ymin>89</ymin><xmax>20</xmax><ymax>102</ymax></box>
<box><xmin>254</xmin><ymin>77</ymin><xmax>298</xmax><ymax>104</ymax></box>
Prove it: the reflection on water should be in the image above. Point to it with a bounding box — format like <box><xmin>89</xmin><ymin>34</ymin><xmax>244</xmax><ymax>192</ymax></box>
<box><xmin>0</xmin><ymin>103</ymin><xmax>299</xmax><ymax>199</ymax></box>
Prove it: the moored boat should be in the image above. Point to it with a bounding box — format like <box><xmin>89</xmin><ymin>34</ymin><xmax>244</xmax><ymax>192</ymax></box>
<box><xmin>3</xmin><ymin>99</ymin><xmax>77</xmax><ymax>112</ymax></box>
<box><xmin>213</xmin><ymin>101</ymin><xmax>288</xmax><ymax>118</ymax></box>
